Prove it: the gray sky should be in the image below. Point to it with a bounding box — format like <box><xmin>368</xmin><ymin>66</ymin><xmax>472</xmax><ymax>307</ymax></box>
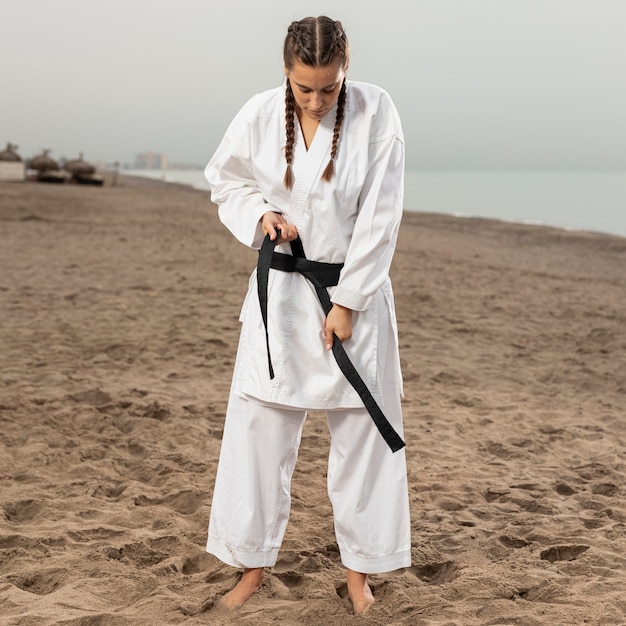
<box><xmin>2</xmin><ymin>0</ymin><xmax>625</xmax><ymax>170</ymax></box>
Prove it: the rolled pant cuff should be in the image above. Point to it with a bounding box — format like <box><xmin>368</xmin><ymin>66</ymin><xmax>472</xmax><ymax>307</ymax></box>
<box><xmin>207</xmin><ymin>535</ymin><xmax>279</xmax><ymax>569</ymax></box>
<box><xmin>340</xmin><ymin>548</ymin><xmax>411</xmax><ymax>574</ymax></box>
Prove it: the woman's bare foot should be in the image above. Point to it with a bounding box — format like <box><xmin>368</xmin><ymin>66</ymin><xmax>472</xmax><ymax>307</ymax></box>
<box><xmin>346</xmin><ymin>569</ymin><xmax>375</xmax><ymax>614</ymax></box>
<box><xmin>219</xmin><ymin>567</ymin><xmax>264</xmax><ymax>609</ymax></box>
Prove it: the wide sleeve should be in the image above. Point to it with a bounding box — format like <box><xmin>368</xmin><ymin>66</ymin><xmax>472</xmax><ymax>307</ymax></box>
<box><xmin>204</xmin><ymin>107</ymin><xmax>279</xmax><ymax>249</ymax></box>
<box><xmin>331</xmin><ymin>131</ymin><xmax>405</xmax><ymax>311</ymax></box>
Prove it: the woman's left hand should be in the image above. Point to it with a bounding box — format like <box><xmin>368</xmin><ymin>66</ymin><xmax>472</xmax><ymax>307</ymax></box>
<box><xmin>324</xmin><ymin>304</ymin><xmax>353</xmax><ymax>350</ymax></box>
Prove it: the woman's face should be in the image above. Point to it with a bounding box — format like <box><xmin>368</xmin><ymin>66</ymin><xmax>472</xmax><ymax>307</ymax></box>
<box><xmin>285</xmin><ymin>60</ymin><xmax>346</xmax><ymax>121</ymax></box>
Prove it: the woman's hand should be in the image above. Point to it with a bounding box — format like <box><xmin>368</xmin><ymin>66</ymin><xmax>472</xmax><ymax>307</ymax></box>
<box><xmin>261</xmin><ymin>211</ymin><xmax>298</xmax><ymax>244</ymax></box>
<box><xmin>324</xmin><ymin>304</ymin><xmax>353</xmax><ymax>350</ymax></box>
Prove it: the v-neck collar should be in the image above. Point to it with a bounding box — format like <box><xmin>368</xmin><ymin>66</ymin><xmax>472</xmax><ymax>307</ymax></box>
<box><xmin>288</xmin><ymin>106</ymin><xmax>336</xmax><ymax>226</ymax></box>
<box><xmin>294</xmin><ymin>105</ymin><xmax>335</xmax><ymax>161</ymax></box>
<box><xmin>297</xmin><ymin>116</ymin><xmax>321</xmax><ymax>152</ymax></box>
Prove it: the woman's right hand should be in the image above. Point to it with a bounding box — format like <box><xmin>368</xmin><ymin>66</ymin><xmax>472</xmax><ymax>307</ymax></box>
<box><xmin>261</xmin><ymin>211</ymin><xmax>298</xmax><ymax>244</ymax></box>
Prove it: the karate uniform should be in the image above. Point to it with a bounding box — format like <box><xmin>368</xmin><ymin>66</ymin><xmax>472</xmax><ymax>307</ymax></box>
<box><xmin>205</xmin><ymin>80</ymin><xmax>411</xmax><ymax>573</ymax></box>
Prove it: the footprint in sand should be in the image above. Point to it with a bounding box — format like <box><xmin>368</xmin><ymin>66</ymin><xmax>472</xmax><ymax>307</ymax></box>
<box><xmin>8</xmin><ymin>568</ymin><xmax>67</xmax><ymax>595</ymax></box>
<box><xmin>274</xmin><ymin>570</ymin><xmax>306</xmax><ymax>588</ymax></box>
<box><xmin>591</xmin><ymin>482</ymin><xmax>619</xmax><ymax>497</ymax></box>
<box><xmin>410</xmin><ymin>560</ymin><xmax>460</xmax><ymax>584</ymax></box>
<box><xmin>133</xmin><ymin>489</ymin><xmax>207</xmax><ymax>515</ymax></box>
<box><xmin>540</xmin><ymin>544</ymin><xmax>590</xmax><ymax>563</ymax></box>
<box><xmin>498</xmin><ymin>535</ymin><xmax>531</xmax><ymax>549</ymax></box>
<box><xmin>555</xmin><ymin>481</ymin><xmax>577</xmax><ymax>496</ymax></box>
<box><xmin>67</xmin><ymin>527</ymin><xmax>125</xmax><ymax>543</ymax></box>
<box><xmin>105</xmin><ymin>541</ymin><xmax>169</xmax><ymax>567</ymax></box>
<box><xmin>68</xmin><ymin>388</ymin><xmax>112</xmax><ymax>405</ymax></box>
<box><xmin>3</xmin><ymin>499</ymin><xmax>45</xmax><ymax>523</ymax></box>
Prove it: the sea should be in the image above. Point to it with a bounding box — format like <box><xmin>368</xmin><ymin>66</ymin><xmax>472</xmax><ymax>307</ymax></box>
<box><xmin>124</xmin><ymin>168</ymin><xmax>626</xmax><ymax>239</ymax></box>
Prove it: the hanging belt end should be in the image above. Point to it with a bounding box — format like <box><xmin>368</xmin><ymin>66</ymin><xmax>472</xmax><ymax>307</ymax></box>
<box><xmin>391</xmin><ymin>440</ymin><xmax>406</xmax><ymax>453</ymax></box>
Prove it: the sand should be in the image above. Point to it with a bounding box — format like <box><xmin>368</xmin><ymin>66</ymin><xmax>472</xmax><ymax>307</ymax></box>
<box><xmin>1</xmin><ymin>176</ymin><xmax>625</xmax><ymax>626</ymax></box>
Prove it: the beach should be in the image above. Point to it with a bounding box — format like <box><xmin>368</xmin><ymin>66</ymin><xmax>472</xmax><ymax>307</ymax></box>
<box><xmin>1</xmin><ymin>176</ymin><xmax>625</xmax><ymax>625</ymax></box>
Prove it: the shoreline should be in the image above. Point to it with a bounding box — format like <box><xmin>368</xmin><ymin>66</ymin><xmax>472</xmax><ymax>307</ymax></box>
<box><xmin>1</xmin><ymin>177</ymin><xmax>625</xmax><ymax>625</ymax></box>
<box><xmin>122</xmin><ymin>168</ymin><xmax>626</xmax><ymax>240</ymax></box>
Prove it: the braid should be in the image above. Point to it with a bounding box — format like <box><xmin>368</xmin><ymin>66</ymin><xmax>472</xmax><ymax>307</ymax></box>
<box><xmin>284</xmin><ymin>80</ymin><xmax>296</xmax><ymax>189</ymax></box>
<box><xmin>320</xmin><ymin>20</ymin><xmax>347</xmax><ymax>66</ymax></box>
<box><xmin>321</xmin><ymin>80</ymin><xmax>346</xmax><ymax>182</ymax></box>
<box><xmin>283</xmin><ymin>16</ymin><xmax>351</xmax><ymax>187</ymax></box>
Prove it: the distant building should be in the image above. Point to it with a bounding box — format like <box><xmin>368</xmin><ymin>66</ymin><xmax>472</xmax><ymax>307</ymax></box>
<box><xmin>0</xmin><ymin>143</ymin><xmax>25</xmax><ymax>181</ymax></box>
<box><xmin>134</xmin><ymin>152</ymin><xmax>167</xmax><ymax>169</ymax></box>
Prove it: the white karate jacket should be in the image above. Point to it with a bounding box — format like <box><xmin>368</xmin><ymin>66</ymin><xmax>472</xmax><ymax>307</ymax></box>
<box><xmin>205</xmin><ymin>80</ymin><xmax>405</xmax><ymax>409</ymax></box>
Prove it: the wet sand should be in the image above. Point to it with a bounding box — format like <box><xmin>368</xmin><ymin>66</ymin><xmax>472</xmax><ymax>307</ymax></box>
<box><xmin>1</xmin><ymin>176</ymin><xmax>625</xmax><ymax>625</ymax></box>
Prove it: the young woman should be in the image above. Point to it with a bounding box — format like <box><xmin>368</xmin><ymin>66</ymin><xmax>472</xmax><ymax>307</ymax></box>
<box><xmin>204</xmin><ymin>16</ymin><xmax>411</xmax><ymax>614</ymax></box>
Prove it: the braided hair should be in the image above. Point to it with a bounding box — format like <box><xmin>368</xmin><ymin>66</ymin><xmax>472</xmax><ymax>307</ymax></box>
<box><xmin>283</xmin><ymin>16</ymin><xmax>350</xmax><ymax>189</ymax></box>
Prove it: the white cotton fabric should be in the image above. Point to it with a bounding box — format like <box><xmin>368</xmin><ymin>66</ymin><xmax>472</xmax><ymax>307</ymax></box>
<box><xmin>204</xmin><ymin>80</ymin><xmax>405</xmax><ymax>410</ymax></box>
<box><xmin>207</xmin><ymin>325</ymin><xmax>411</xmax><ymax>573</ymax></box>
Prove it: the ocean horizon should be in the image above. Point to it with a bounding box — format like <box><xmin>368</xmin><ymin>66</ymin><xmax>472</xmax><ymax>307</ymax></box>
<box><xmin>123</xmin><ymin>168</ymin><xmax>626</xmax><ymax>239</ymax></box>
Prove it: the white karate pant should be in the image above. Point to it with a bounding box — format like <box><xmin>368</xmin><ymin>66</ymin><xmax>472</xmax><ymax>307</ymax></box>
<box><xmin>206</xmin><ymin>376</ymin><xmax>411</xmax><ymax>574</ymax></box>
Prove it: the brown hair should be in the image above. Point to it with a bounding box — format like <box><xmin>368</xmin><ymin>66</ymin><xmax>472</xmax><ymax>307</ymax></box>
<box><xmin>283</xmin><ymin>16</ymin><xmax>350</xmax><ymax>189</ymax></box>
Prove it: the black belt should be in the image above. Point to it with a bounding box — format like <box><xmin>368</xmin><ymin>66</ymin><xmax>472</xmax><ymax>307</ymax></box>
<box><xmin>257</xmin><ymin>234</ymin><xmax>405</xmax><ymax>453</ymax></box>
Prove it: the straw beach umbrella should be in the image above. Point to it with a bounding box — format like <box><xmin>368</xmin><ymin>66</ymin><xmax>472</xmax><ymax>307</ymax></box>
<box><xmin>65</xmin><ymin>151</ymin><xmax>104</xmax><ymax>186</ymax></box>
<box><xmin>29</xmin><ymin>149</ymin><xmax>59</xmax><ymax>172</ymax></box>
<box><xmin>29</xmin><ymin>149</ymin><xmax>69</xmax><ymax>183</ymax></box>
<box><xmin>64</xmin><ymin>152</ymin><xmax>96</xmax><ymax>177</ymax></box>
<box><xmin>0</xmin><ymin>142</ymin><xmax>22</xmax><ymax>162</ymax></box>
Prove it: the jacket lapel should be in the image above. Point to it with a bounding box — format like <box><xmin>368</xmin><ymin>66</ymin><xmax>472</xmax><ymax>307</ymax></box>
<box><xmin>288</xmin><ymin>106</ymin><xmax>336</xmax><ymax>226</ymax></box>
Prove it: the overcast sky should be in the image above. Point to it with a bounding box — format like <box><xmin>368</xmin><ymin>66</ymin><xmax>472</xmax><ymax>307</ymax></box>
<box><xmin>2</xmin><ymin>0</ymin><xmax>625</xmax><ymax>170</ymax></box>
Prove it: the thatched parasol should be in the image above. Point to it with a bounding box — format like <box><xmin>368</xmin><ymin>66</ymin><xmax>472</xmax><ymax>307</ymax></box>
<box><xmin>64</xmin><ymin>152</ymin><xmax>96</xmax><ymax>177</ymax></box>
<box><xmin>0</xmin><ymin>142</ymin><xmax>22</xmax><ymax>162</ymax></box>
<box><xmin>29</xmin><ymin>149</ymin><xmax>59</xmax><ymax>172</ymax></box>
